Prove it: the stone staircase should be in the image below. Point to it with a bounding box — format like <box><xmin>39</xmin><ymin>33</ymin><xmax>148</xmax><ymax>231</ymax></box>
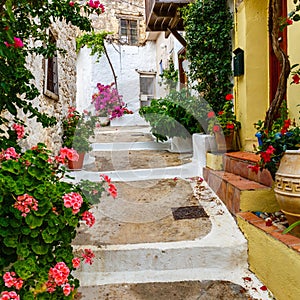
<box><xmin>203</xmin><ymin>151</ymin><xmax>279</xmax><ymax>216</ymax></box>
<box><xmin>69</xmin><ymin>127</ymin><xmax>274</xmax><ymax>299</ymax></box>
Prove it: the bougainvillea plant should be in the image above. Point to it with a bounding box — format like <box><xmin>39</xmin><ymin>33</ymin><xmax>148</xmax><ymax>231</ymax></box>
<box><xmin>0</xmin><ymin>143</ymin><xmax>117</xmax><ymax>299</ymax></box>
<box><xmin>92</xmin><ymin>83</ymin><xmax>127</xmax><ymax>119</ymax></box>
<box><xmin>207</xmin><ymin>94</ymin><xmax>241</xmax><ymax>136</ymax></box>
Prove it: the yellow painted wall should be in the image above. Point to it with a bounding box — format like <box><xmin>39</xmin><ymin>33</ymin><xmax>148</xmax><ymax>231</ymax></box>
<box><xmin>234</xmin><ymin>0</ymin><xmax>269</xmax><ymax>151</ymax></box>
<box><xmin>287</xmin><ymin>2</ymin><xmax>300</xmax><ymax>125</ymax></box>
<box><xmin>238</xmin><ymin>217</ymin><xmax>300</xmax><ymax>300</ymax></box>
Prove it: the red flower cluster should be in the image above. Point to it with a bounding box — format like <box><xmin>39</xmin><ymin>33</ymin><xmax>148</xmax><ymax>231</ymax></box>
<box><xmin>46</xmin><ymin>262</ymin><xmax>74</xmax><ymax>296</ymax></box>
<box><xmin>0</xmin><ymin>291</ymin><xmax>19</xmax><ymax>300</ymax></box>
<box><xmin>3</xmin><ymin>272</ymin><xmax>23</xmax><ymax>290</ymax></box>
<box><xmin>4</xmin><ymin>37</ymin><xmax>24</xmax><ymax>48</ymax></box>
<box><xmin>0</xmin><ymin>147</ymin><xmax>20</xmax><ymax>161</ymax></box>
<box><xmin>87</xmin><ymin>0</ymin><xmax>105</xmax><ymax>12</ymax></box>
<box><xmin>63</xmin><ymin>192</ymin><xmax>83</xmax><ymax>214</ymax></box>
<box><xmin>82</xmin><ymin>248</ymin><xmax>95</xmax><ymax>265</ymax></box>
<box><xmin>292</xmin><ymin>74</ymin><xmax>300</xmax><ymax>84</ymax></box>
<box><xmin>281</xmin><ymin>119</ymin><xmax>291</xmax><ymax>134</ymax></box>
<box><xmin>55</xmin><ymin>147</ymin><xmax>79</xmax><ymax>164</ymax></box>
<box><xmin>14</xmin><ymin>194</ymin><xmax>38</xmax><ymax>217</ymax></box>
<box><xmin>82</xmin><ymin>211</ymin><xmax>95</xmax><ymax>227</ymax></box>
<box><xmin>12</xmin><ymin>124</ymin><xmax>25</xmax><ymax>139</ymax></box>
<box><xmin>260</xmin><ymin>145</ymin><xmax>275</xmax><ymax>163</ymax></box>
<box><xmin>100</xmin><ymin>174</ymin><xmax>118</xmax><ymax>198</ymax></box>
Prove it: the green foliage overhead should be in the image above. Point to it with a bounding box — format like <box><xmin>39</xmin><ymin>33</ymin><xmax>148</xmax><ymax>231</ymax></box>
<box><xmin>76</xmin><ymin>31</ymin><xmax>111</xmax><ymax>61</ymax></box>
<box><xmin>181</xmin><ymin>0</ymin><xmax>233</xmax><ymax>112</ymax></box>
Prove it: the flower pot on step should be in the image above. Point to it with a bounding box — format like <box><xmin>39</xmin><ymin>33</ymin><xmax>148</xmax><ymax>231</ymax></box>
<box><xmin>274</xmin><ymin>150</ymin><xmax>300</xmax><ymax>237</ymax></box>
<box><xmin>214</xmin><ymin>130</ymin><xmax>234</xmax><ymax>152</ymax></box>
<box><xmin>68</xmin><ymin>152</ymin><xmax>85</xmax><ymax>170</ymax></box>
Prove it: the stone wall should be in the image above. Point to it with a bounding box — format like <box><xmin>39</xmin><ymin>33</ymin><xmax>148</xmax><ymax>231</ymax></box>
<box><xmin>24</xmin><ymin>20</ymin><xmax>77</xmax><ymax>153</ymax></box>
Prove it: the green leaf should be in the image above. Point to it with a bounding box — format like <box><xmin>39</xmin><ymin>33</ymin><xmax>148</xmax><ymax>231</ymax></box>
<box><xmin>31</xmin><ymin>243</ymin><xmax>49</xmax><ymax>255</ymax></box>
<box><xmin>25</xmin><ymin>214</ymin><xmax>43</xmax><ymax>229</ymax></box>
<box><xmin>14</xmin><ymin>258</ymin><xmax>36</xmax><ymax>280</ymax></box>
<box><xmin>17</xmin><ymin>243</ymin><xmax>30</xmax><ymax>258</ymax></box>
<box><xmin>283</xmin><ymin>220</ymin><xmax>300</xmax><ymax>234</ymax></box>
<box><xmin>1</xmin><ymin>159</ymin><xmax>20</xmax><ymax>174</ymax></box>
<box><xmin>28</xmin><ymin>166</ymin><xmax>45</xmax><ymax>180</ymax></box>
<box><xmin>4</xmin><ymin>235</ymin><xmax>18</xmax><ymax>248</ymax></box>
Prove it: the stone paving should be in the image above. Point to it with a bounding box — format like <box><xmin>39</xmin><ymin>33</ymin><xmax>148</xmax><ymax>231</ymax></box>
<box><xmin>71</xmin><ymin>125</ymin><xmax>275</xmax><ymax>299</ymax></box>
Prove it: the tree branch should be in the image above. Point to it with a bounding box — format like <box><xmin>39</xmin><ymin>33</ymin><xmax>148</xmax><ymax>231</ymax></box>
<box><xmin>264</xmin><ymin>0</ymin><xmax>291</xmax><ymax>131</ymax></box>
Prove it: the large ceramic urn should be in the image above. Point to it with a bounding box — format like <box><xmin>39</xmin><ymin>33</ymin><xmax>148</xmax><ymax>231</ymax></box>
<box><xmin>274</xmin><ymin>150</ymin><xmax>300</xmax><ymax>235</ymax></box>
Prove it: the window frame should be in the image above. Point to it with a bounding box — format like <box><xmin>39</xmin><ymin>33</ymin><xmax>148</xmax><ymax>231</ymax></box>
<box><xmin>119</xmin><ymin>18</ymin><xmax>139</xmax><ymax>46</ymax></box>
<box><xmin>44</xmin><ymin>31</ymin><xmax>59</xmax><ymax>100</ymax></box>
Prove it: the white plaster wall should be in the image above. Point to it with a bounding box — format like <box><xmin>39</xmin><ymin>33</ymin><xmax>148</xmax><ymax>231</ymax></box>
<box><xmin>76</xmin><ymin>41</ymin><xmax>157</xmax><ymax>114</ymax></box>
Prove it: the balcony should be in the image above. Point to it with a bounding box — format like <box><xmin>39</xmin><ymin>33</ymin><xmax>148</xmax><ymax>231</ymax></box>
<box><xmin>145</xmin><ymin>0</ymin><xmax>190</xmax><ymax>32</ymax></box>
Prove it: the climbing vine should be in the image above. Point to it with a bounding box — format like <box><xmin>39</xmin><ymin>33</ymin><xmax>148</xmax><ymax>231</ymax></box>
<box><xmin>181</xmin><ymin>0</ymin><xmax>233</xmax><ymax>112</ymax></box>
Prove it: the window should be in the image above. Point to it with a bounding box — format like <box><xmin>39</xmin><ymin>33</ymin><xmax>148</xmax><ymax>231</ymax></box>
<box><xmin>120</xmin><ymin>19</ymin><xmax>138</xmax><ymax>45</ymax></box>
<box><xmin>139</xmin><ymin>74</ymin><xmax>155</xmax><ymax>107</ymax></box>
<box><xmin>44</xmin><ymin>31</ymin><xmax>59</xmax><ymax>100</ymax></box>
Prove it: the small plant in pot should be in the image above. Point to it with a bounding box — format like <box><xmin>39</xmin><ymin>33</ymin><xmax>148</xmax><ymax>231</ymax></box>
<box><xmin>62</xmin><ymin>107</ymin><xmax>97</xmax><ymax>169</ymax></box>
<box><xmin>139</xmin><ymin>88</ymin><xmax>207</xmax><ymax>142</ymax></box>
<box><xmin>207</xmin><ymin>94</ymin><xmax>241</xmax><ymax>152</ymax></box>
<box><xmin>249</xmin><ymin>105</ymin><xmax>300</xmax><ymax>236</ymax></box>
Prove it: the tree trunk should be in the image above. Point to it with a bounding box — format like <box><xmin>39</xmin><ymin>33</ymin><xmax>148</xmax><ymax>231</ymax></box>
<box><xmin>265</xmin><ymin>0</ymin><xmax>291</xmax><ymax>131</ymax></box>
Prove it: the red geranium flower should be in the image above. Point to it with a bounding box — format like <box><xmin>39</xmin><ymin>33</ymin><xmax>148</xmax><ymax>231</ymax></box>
<box><xmin>226</xmin><ymin>123</ymin><xmax>235</xmax><ymax>130</ymax></box>
<box><xmin>207</xmin><ymin>111</ymin><xmax>215</xmax><ymax>118</ymax></box>
<box><xmin>225</xmin><ymin>94</ymin><xmax>234</xmax><ymax>101</ymax></box>
<box><xmin>213</xmin><ymin>125</ymin><xmax>220</xmax><ymax>132</ymax></box>
<box><xmin>218</xmin><ymin>111</ymin><xmax>224</xmax><ymax>115</ymax></box>
<box><xmin>292</xmin><ymin>74</ymin><xmax>300</xmax><ymax>84</ymax></box>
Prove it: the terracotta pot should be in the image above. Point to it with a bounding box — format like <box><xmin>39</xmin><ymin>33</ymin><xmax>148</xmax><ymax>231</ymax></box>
<box><xmin>214</xmin><ymin>130</ymin><xmax>234</xmax><ymax>152</ymax></box>
<box><xmin>68</xmin><ymin>152</ymin><xmax>85</xmax><ymax>170</ymax></box>
<box><xmin>274</xmin><ymin>150</ymin><xmax>300</xmax><ymax>236</ymax></box>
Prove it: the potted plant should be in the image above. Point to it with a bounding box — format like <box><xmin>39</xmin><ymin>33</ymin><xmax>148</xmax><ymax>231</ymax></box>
<box><xmin>92</xmin><ymin>82</ymin><xmax>127</xmax><ymax>123</ymax></box>
<box><xmin>249</xmin><ymin>106</ymin><xmax>300</xmax><ymax>235</ymax></box>
<box><xmin>0</xmin><ymin>143</ymin><xmax>117</xmax><ymax>299</ymax></box>
<box><xmin>62</xmin><ymin>107</ymin><xmax>97</xmax><ymax>169</ymax></box>
<box><xmin>139</xmin><ymin>88</ymin><xmax>207</xmax><ymax>144</ymax></box>
<box><xmin>207</xmin><ymin>94</ymin><xmax>241</xmax><ymax>152</ymax></box>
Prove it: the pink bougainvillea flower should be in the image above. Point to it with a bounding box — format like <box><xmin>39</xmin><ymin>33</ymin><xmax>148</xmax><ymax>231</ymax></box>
<box><xmin>82</xmin><ymin>211</ymin><xmax>95</xmax><ymax>227</ymax></box>
<box><xmin>207</xmin><ymin>111</ymin><xmax>215</xmax><ymax>118</ymax></box>
<box><xmin>213</xmin><ymin>125</ymin><xmax>221</xmax><ymax>132</ymax></box>
<box><xmin>72</xmin><ymin>257</ymin><xmax>81</xmax><ymax>268</ymax></box>
<box><xmin>14</xmin><ymin>194</ymin><xmax>38</xmax><ymax>217</ymax></box>
<box><xmin>63</xmin><ymin>192</ymin><xmax>83</xmax><ymax>214</ymax></box>
<box><xmin>82</xmin><ymin>249</ymin><xmax>95</xmax><ymax>265</ymax></box>
<box><xmin>292</xmin><ymin>74</ymin><xmax>300</xmax><ymax>84</ymax></box>
<box><xmin>13</xmin><ymin>37</ymin><xmax>24</xmax><ymax>48</ymax></box>
<box><xmin>4</xmin><ymin>41</ymin><xmax>11</xmax><ymax>47</ymax></box>
<box><xmin>225</xmin><ymin>94</ymin><xmax>234</xmax><ymax>101</ymax></box>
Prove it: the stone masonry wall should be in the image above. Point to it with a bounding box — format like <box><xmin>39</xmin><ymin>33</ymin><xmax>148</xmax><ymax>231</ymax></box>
<box><xmin>23</xmin><ymin>20</ymin><xmax>77</xmax><ymax>154</ymax></box>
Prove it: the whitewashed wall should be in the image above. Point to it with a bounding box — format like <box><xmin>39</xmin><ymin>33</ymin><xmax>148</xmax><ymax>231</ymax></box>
<box><xmin>76</xmin><ymin>41</ymin><xmax>157</xmax><ymax>122</ymax></box>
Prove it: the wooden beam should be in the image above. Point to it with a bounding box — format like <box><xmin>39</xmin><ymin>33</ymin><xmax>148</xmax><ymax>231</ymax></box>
<box><xmin>166</xmin><ymin>27</ymin><xmax>187</xmax><ymax>47</ymax></box>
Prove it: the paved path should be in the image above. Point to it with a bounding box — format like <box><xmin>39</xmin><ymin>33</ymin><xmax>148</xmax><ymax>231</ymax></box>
<box><xmin>71</xmin><ymin>126</ymin><xmax>274</xmax><ymax>300</ymax></box>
